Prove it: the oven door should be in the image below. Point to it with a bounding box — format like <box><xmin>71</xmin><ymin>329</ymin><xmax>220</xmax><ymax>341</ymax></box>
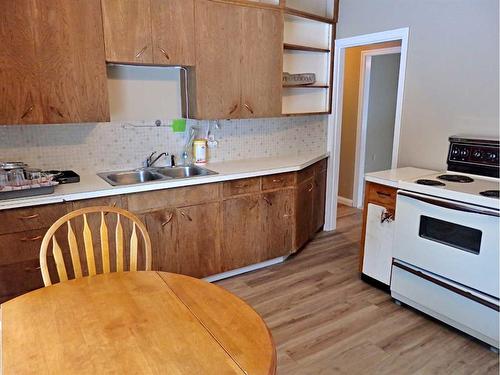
<box><xmin>393</xmin><ymin>191</ymin><xmax>499</xmax><ymax>298</ymax></box>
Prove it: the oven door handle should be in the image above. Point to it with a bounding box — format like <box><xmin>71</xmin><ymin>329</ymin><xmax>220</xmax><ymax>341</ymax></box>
<box><xmin>398</xmin><ymin>191</ymin><xmax>500</xmax><ymax>218</ymax></box>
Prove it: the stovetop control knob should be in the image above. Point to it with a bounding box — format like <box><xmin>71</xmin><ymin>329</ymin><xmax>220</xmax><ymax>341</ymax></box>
<box><xmin>486</xmin><ymin>152</ymin><xmax>498</xmax><ymax>161</ymax></box>
<box><xmin>472</xmin><ymin>150</ymin><xmax>483</xmax><ymax>159</ymax></box>
<box><xmin>460</xmin><ymin>149</ymin><xmax>469</xmax><ymax>157</ymax></box>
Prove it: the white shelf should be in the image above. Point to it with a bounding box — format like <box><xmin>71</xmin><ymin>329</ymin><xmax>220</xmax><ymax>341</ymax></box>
<box><xmin>285</xmin><ymin>0</ymin><xmax>335</xmax><ymax>20</ymax></box>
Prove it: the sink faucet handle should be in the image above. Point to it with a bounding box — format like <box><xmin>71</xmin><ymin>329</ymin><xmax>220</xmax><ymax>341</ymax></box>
<box><xmin>145</xmin><ymin>151</ymin><xmax>157</xmax><ymax>167</ymax></box>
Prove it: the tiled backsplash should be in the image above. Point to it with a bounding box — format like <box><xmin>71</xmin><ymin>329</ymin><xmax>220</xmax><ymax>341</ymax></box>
<box><xmin>0</xmin><ymin>116</ymin><xmax>328</xmax><ymax>174</ymax></box>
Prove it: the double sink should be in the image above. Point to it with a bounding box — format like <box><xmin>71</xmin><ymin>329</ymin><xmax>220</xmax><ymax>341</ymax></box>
<box><xmin>98</xmin><ymin>165</ymin><xmax>217</xmax><ymax>186</ymax></box>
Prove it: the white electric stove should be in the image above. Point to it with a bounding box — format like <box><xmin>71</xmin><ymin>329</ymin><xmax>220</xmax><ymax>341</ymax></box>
<box><xmin>391</xmin><ymin>135</ymin><xmax>500</xmax><ymax>350</ymax></box>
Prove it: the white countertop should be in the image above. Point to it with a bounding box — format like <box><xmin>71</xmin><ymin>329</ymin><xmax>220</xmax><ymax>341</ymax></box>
<box><xmin>0</xmin><ymin>153</ymin><xmax>329</xmax><ymax>211</ymax></box>
<box><xmin>365</xmin><ymin>167</ymin><xmax>438</xmax><ymax>188</ymax></box>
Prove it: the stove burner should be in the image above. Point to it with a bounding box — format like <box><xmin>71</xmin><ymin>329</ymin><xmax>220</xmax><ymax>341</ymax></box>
<box><xmin>480</xmin><ymin>190</ymin><xmax>500</xmax><ymax>198</ymax></box>
<box><xmin>437</xmin><ymin>174</ymin><xmax>474</xmax><ymax>183</ymax></box>
<box><xmin>416</xmin><ymin>179</ymin><xmax>446</xmax><ymax>186</ymax></box>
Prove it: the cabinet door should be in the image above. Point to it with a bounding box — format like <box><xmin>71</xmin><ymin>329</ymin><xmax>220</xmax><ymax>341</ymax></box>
<box><xmin>35</xmin><ymin>0</ymin><xmax>109</xmax><ymax>123</ymax></box>
<box><xmin>144</xmin><ymin>209</ymin><xmax>179</xmax><ymax>273</ymax></box>
<box><xmin>193</xmin><ymin>0</ymin><xmax>242</xmax><ymax>119</ymax></box>
<box><xmin>295</xmin><ymin>179</ymin><xmax>314</xmax><ymax>249</ymax></box>
<box><xmin>101</xmin><ymin>0</ymin><xmax>153</xmax><ymax>64</ymax></box>
<box><xmin>312</xmin><ymin>169</ymin><xmax>327</xmax><ymax>232</ymax></box>
<box><xmin>240</xmin><ymin>6</ymin><xmax>283</xmax><ymax>118</ymax></box>
<box><xmin>221</xmin><ymin>195</ymin><xmax>262</xmax><ymax>271</ymax></box>
<box><xmin>176</xmin><ymin>202</ymin><xmax>221</xmax><ymax>278</ymax></box>
<box><xmin>262</xmin><ymin>189</ymin><xmax>294</xmax><ymax>259</ymax></box>
<box><xmin>151</xmin><ymin>0</ymin><xmax>195</xmax><ymax>66</ymax></box>
<box><xmin>0</xmin><ymin>0</ymin><xmax>43</xmax><ymax>125</ymax></box>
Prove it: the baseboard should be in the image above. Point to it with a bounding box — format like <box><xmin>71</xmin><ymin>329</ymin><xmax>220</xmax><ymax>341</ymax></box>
<box><xmin>337</xmin><ymin>196</ymin><xmax>353</xmax><ymax>206</ymax></box>
<box><xmin>203</xmin><ymin>256</ymin><xmax>289</xmax><ymax>283</ymax></box>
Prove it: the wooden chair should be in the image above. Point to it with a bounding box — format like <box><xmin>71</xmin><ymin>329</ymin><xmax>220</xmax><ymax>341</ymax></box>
<box><xmin>40</xmin><ymin>206</ymin><xmax>152</xmax><ymax>286</ymax></box>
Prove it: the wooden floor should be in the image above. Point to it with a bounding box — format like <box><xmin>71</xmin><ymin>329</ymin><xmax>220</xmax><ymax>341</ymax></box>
<box><xmin>217</xmin><ymin>205</ymin><xmax>499</xmax><ymax>374</ymax></box>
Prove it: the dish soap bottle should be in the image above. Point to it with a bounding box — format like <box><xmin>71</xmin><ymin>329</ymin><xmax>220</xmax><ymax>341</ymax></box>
<box><xmin>193</xmin><ymin>139</ymin><xmax>207</xmax><ymax>165</ymax></box>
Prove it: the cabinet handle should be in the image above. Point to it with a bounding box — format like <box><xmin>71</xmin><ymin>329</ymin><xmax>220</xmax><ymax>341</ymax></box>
<box><xmin>263</xmin><ymin>196</ymin><xmax>272</xmax><ymax>206</ymax></box>
<box><xmin>21</xmin><ymin>105</ymin><xmax>34</xmax><ymax>119</ymax></box>
<box><xmin>158</xmin><ymin>47</ymin><xmax>170</xmax><ymax>60</ymax></box>
<box><xmin>25</xmin><ymin>266</ymin><xmax>41</xmax><ymax>272</ymax></box>
<box><xmin>244</xmin><ymin>103</ymin><xmax>254</xmax><ymax>114</ymax></box>
<box><xmin>19</xmin><ymin>214</ymin><xmax>39</xmax><ymax>220</ymax></box>
<box><xmin>49</xmin><ymin>106</ymin><xmax>64</xmax><ymax>118</ymax></box>
<box><xmin>272</xmin><ymin>178</ymin><xmax>283</xmax><ymax>183</ymax></box>
<box><xmin>161</xmin><ymin>212</ymin><xmax>174</xmax><ymax>227</ymax></box>
<box><xmin>135</xmin><ymin>45</ymin><xmax>148</xmax><ymax>58</ymax></box>
<box><xmin>308</xmin><ymin>183</ymin><xmax>314</xmax><ymax>192</ymax></box>
<box><xmin>180</xmin><ymin>211</ymin><xmax>192</xmax><ymax>222</ymax></box>
<box><xmin>20</xmin><ymin>235</ymin><xmax>42</xmax><ymax>242</ymax></box>
<box><xmin>104</xmin><ymin>201</ymin><xmax>117</xmax><ymax>216</ymax></box>
<box><xmin>380</xmin><ymin>210</ymin><xmax>394</xmax><ymax>223</ymax></box>
<box><xmin>376</xmin><ymin>191</ymin><xmax>391</xmax><ymax>198</ymax></box>
<box><xmin>229</xmin><ymin>104</ymin><xmax>239</xmax><ymax>115</ymax></box>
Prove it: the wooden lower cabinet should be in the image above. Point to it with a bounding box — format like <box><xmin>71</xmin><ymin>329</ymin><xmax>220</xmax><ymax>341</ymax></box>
<box><xmin>0</xmin><ymin>158</ymin><xmax>328</xmax><ymax>302</ymax></box>
<box><xmin>145</xmin><ymin>208</ymin><xmax>178</xmax><ymax>273</ymax></box>
<box><xmin>295</xmin><ymin>179</ymin><xmax>315</xmax><ymax>249</ymax></box>
<box><xmin>176</xmin><ymin>203</ymin><xmax>221</xmax><ymax>278</ymax></box>
<box><xmin>313</xmin><ymin>169</ymin><xmax>327</xmax><ymax>233</ymax></box>
<box><xmin>262</xmin><ymin>189</ymin><xmax>294</xmax><ymax>259</ymax></box>
<box><xmin>222</xmin><ymin>195</ymin><xmax>262</xmax><ymax>271</ymax></box>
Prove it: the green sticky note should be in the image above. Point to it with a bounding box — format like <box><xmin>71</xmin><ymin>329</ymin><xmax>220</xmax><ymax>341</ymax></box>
<box><xmin>172</xmin><ymin>119</ymin><xmax>186</xmax><ymax>133</ymax></box>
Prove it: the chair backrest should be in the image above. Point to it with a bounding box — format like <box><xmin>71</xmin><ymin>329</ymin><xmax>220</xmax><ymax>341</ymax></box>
<box><xmin>40</xmin><ymin>206</ymin><xmax>152</xmax><ymax>286</ymax></box>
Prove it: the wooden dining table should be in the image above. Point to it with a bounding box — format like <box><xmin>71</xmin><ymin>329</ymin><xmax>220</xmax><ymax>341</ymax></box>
<box><xmin>1</xmin><ymin>271</ymin><xmax>276</xmax><ymax>374</ymax></box>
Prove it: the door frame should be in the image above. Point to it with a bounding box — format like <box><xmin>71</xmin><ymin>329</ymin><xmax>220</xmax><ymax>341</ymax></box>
<box><xmin>352</xmin><ymin>46</ymin><xmax>402</xmax><ymax>208</ymax></box>
<box><xmin>324</xmin><ymin>27</ymin><xmax>409</xmax><ymax>231</ymax></box>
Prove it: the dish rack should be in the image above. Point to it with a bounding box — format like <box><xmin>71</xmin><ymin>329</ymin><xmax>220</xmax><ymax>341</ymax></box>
<box><xmin>0</xmin><ymin>177</ymin><xmax>58</xmax><ymax>201</ymax></box>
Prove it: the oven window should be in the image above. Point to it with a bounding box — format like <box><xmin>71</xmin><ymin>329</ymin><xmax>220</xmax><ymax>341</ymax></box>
<box><xmin>419</xmin><ymin>216</ymin><xmax>482</xmax><ymax>254</ymax></box>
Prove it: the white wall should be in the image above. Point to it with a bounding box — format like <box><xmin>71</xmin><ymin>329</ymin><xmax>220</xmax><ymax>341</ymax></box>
<box><xmin>337</xmin><ymin>0</ymin><xmax>500</xmax><ymax>170</ymax></box>
<box><xmin>364</xmin><ymin>53</ymin><xmax>400</xmax><ymax>173</ymax></box>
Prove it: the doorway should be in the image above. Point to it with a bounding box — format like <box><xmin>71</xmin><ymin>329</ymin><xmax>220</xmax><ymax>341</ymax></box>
<box><xmin>352</xmin><ymin>45</ymin><xmax>401</xmax><ymax>207</ymax></box>
<box><xmin>323</xmin><ymin>28</ymin><xmax>409</xmax><ymax>230</ymax></box>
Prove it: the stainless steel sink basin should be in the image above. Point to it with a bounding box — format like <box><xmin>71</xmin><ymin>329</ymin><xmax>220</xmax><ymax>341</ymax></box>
<box><xmin>98</xmin><ymin>165</ymin><xmax>217</xmax><ymax>186</ymax></box>
<box><xmin>98</xmin><ymin>170</ymin><xmax>167</xmax><ymax>186</ymax></box>
<box><xmin>155</xmin><ymin>166</ymin><xmax>217</xmax><ymax>179</ymax></box>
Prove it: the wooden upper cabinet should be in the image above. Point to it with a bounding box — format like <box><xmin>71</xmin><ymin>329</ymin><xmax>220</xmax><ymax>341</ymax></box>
<box><xmin>102</xmin><ymin>0</ymin><xmax>195</xmax><ymax>66</ymax></box>
<box><xmin>240</xmin><ymin>6</ymin><xmax>283</xmax><ymax>118</ymax></box>
<box><xmin>101</xmin><ymin>0</ymin><xmax>153</xmax><ymax>64</ymax></box>
<box><xmin>191</xmin><ymin>0</ymin><xmax>242</xmax><ymax>119</ymax></box>
<box><xmin>0</xmin><ymin>0</ymin><xmax>43</xmax><ymax>125</ymax></box>
<box><xmin>151</xmin><ymin>0</ymin><xmax>195</xmax><ymax>66</ymax></box>
<box><xmin>36</xmin><ymin>0</ymin><xmax>109</xmax><ymax>123</ymax></box>
<box><xmin>189</xmin><ymin>0</ymin><xmax>283</xmax><ymax>120</ymax></box>
<box><xmin>0</xmin><ymin>0</ymin><xmax>109</xmax><ymax>125</ymax></box>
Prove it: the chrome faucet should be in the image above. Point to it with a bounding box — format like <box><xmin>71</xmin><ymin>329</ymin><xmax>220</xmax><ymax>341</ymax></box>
<box><xmin>145</xmin><ymin>151</ymin><xmax>168</xmax><ymax>168</ymax></box>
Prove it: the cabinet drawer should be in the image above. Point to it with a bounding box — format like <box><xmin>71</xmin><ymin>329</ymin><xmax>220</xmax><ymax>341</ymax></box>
<box><xmin>366</xmin><ymin>182</ymin><xmax>396</xmax><ymax>209</ymax></box>
<box><xmin>262</xmin><ymin>173</ymin><xmax>294</xmax><ymax>191</ymax></box>
<box><xmin>0</xmin><ymin>204</ymin><xmax>67</xmax><ymax>235</ymax></box>
<box><xmin>127</xmin><ymin>183</ymin><xmax>220</xmax><ymax>212</ymax></box>
<box><xmin>0</xmin><ymin>229</ymin><xmax>48</xmax><ymax>266</ymax></box>
<box><xmin>70</xmin><ymin>195</ymin><xmax>125</xmax><ymax>210</ymax></box>
<box><xmin>0</xmin><ymin>259</ymin><xmax>47</xmax><ymax>302</ymax></box>
<box><xmin>223</xmin><ymin>177</ymin><xmax>261</xmax><ymax>197</ymax></box>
